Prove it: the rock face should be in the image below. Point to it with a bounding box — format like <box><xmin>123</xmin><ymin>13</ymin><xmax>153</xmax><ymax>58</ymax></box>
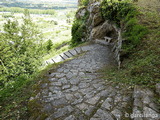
<box><xmin>90</xmin><ymin>21</ymin><xmax>117</xmax><ymax>40</ymax></box>
<box><xmin>92</xmin><ymin>12</ymin><xmax>104</xmax><ymax>27</ymax></box>
<box><xmin>76</xmin><ymin>7</ymin><xmax>87</xmax><ymax>19</ymax></box>
<box><xmin>76</xmin><ymin>1</ymin><xmax>118</xmax><ymax>42</ymax></box>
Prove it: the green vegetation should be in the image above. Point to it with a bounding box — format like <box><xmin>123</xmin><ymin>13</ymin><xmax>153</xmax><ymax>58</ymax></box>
<box><xmin>0</xmin><ymin>9</ymin><xmax>44</xmax><ymax>119</ymax></box>
<box><xmin>0</xmin><ymin>9</ymin><xmax>43</xmax><ymax>90</ymax></box>
<box><xmin>0</xmin><ymin>7</ymin><xmax>76</xmax><ymax>119</ymax></box>
<box><xmin>71</xmin><ymin>9</ymin><xmax>89</xmax><ymax>46</ymax></box>
<box><xmin>46</xmin><ymin>39</ymin><xmax>53</xmax><ymax>52</ymax></box>
<box><xmin>71</xmin><ymin>19</ymin><xmax>86</xmax><ymax>46</ymax></box>
<box><xmin>101</xmin><ymin>0</ymin><xmax>148</xmax><ymax>54</ymax></box>
<box><xmin>0</xmin><ymin>61</ymin><xmax>62</xmax><ymax>119</ymax></box>
<box><xmin>80</xmin><ymin>0</ymin><xmax>89</xmax><ymax>6</ymax></box>
<box><xmin>101</xmin><ymin>0</ymin><xmax>160</xmax><ymax>88</ymax></box>
<box><xmin>0</xmin><ymin>7</ymin><xmax>56</xmax><ymax>15</ymax></box>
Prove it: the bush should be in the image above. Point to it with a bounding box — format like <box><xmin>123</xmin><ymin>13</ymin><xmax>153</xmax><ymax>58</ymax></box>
<box><xmin>101</xmin><ymin>0</ymin><xmax>135</xmax><ymax>26</ymax></box>
<box><xmin>71</xmin><ymin>8</ymin><xmax>89</xmax><ymax>46</ymax></box>
<box><xmin>101</xmin><ymin>0</ymin><xmax>148</xmax><ymax>54</ymax></box>
<box><xmin>46</xmin><ymin>39</ymin><xmax>53</xmax><ymax>51</ymax></box>
<box><xmin>80</xmin><ymin>0</ymin><xmax>89</xmax><ymax>6</ymax></box>
<box><xmin>71</xmin><ymin>19</ymin><xmax>86</xmax><ymax>46</ymax></box>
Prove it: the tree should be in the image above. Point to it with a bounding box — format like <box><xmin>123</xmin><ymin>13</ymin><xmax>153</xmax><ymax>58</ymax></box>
<box><xmin>46</xmin><ymin>39</ymin><xmax>53</xmax><ymax>52</ymax></box>
<box><xmin>0</xmin><ymin>9</ymin><xmax>44</xmax><ymax>89</ymax></box>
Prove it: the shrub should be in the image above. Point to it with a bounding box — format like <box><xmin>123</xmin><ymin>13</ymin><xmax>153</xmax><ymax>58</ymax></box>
<box><xmin>101</xmin><ymin>0</ymin><xmax>135</xmax><ymax>26</ymax></box>
<box><xmin>46</xmin><ymin>39</ymin><xmax>53</xmax><ymax>51</ymax></box>
<box><xmin>71</xmin><ymin>19</ymin><xmax>86</xmax><ymax>46</ymax></box>
<box><xmin>101</xmin><ymin>0</ymin><xmax>148</xmax><ymax>54</ymax></box>
<box><xmin>71</xmin><ymin>8</ymin><xmax>89</xmax><ymax>46</ymax></box>
<box><xmin>81</xmin><ymin>0</ymin><xmax>89</xmax><ymax>6</ymax></box>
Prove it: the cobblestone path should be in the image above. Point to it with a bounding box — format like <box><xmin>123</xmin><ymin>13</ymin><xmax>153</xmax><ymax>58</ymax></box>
<box><xmin>30</xmin><ymin>44</ymin><xmax>160</xmax><ymax>120</ymax></box>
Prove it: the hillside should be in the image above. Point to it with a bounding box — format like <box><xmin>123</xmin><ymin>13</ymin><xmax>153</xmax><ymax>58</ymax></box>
<box><xmin>73</xmin><ymin>0</ymin><xmax>160</xmax><ymax>88</ymax></box>
<box><xmin>0</xmin><ymin>0</ymin><xmax>159</xmax><ymax>119</ymax></box>
<box><xmin>26</xmin><ymin>0</ymin><xmax>160</xmax><ymax>119</ymax></box>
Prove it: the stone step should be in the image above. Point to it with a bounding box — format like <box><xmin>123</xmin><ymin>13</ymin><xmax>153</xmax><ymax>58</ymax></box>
<box><xmin>132</xmin><ymin>86</ymin><xmax>160</xmax><ymax>120</ymax></box>
<box><xmin>45</xmin><ymin>48</ymin><xmax>81</xmax><ymax>65</ymax></box>
<box><xmin>44</xmin><ymin>44</ymin><xmax>95</xmax><ymax>66</ymax></box>
<box><xmin>90</xmin><ymin>86</ymin><xmax>133</xmax><ymax>120</ymax></box>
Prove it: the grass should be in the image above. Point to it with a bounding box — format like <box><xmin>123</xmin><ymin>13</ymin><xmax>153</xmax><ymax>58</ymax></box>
<box><xmin>27</xmin><ymin>61</ymin><xmax>68</xmax><ymax>120</ymax></box>
<box><xmin>0</xmin><ymin>61</ymin><xmax>64</xmax><ymax>119</ymax></box>
<box><xmin>101</xmin><ymin>2</ymin><xmax>160</xmax><ymax>89</ymax></box>
<box><xmin>43</xmin><ymin>45</ymin><xmax>70</xmax><ymax>61</ymax></box>
<box><xmin>0</xmin><ymin>71</ymin><xmax>40</xmax><ymax>119</ymax></box>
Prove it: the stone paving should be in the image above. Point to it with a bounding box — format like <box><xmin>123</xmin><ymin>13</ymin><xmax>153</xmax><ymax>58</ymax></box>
<box><xmin>30</xmin><ymin>44</ymin><xmax>160</xmax><ymax>120</ymax></box>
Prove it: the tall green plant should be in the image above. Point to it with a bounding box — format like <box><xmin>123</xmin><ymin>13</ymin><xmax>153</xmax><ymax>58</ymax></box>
<box><xmin>0</xmin><ymin>9</ymin><xmax>43</xmax><ymax>92</ymax></box>
<box><xmin>81</xmin><ymin>0</ymin><xmax>89</xmax><ymax>6</ymax></box>
<box><xmin>46</xmin><ymin>39</ymin><xmax>53</xmax><ymax>51</ymax></box>
<box><xmin>71</xmin><ymin>8</ymin><xmax>89</xmax><ymax>46</ymax></box>
<box><xmin>71</xmin><ymin>19</ymin><xmax>86</xmax><ymax>46</ymax></box>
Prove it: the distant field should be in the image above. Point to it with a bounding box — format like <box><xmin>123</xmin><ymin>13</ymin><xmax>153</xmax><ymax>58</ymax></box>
<box><xmin>0</xmin><ymin>8</ymin><xmax>76</xmax><ymax>60</ymax></box>
<box><xmin>0</xmin><ymin>0</ymin><xmax>78</xmax><ymax>9</ymax></box>
<box><xmin>0</xmin><ymin>7</ymin><xmax>56</xmax><ymax>15</ymax></box>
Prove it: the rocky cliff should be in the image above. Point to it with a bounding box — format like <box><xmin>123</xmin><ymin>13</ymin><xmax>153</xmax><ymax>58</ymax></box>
<box><xmin>76</xmin><ymin>1</ymin><xmax>118</xmax><ymax>41</ymax></box>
